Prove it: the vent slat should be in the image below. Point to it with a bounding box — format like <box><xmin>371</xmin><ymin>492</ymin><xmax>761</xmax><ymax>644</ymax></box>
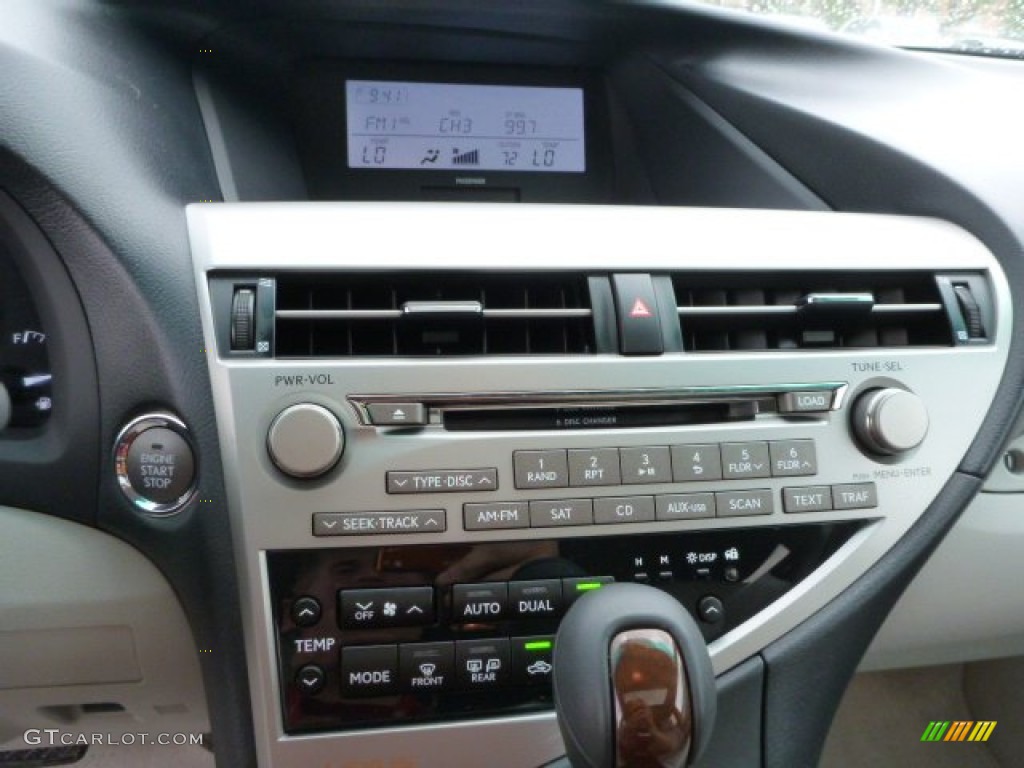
<box><xmin>672</xmin><ymin>272</ymin><xmax>952</xmax><ymax>352</ymax></box>
<box><xmin>275</xmin><ymin>273</ymin><xmax>595</xmax><ymax>357</ymax></box>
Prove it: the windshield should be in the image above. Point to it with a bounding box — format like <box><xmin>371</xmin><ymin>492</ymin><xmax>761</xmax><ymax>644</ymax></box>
<box><xmin>701</xmin><ymin>0</ymin><xmax>1024</xmax><ymax>57</ymax></box>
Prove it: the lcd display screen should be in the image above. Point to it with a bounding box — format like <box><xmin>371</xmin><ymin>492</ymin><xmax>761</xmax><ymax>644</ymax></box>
<box><xmin>345</xmin><ymin>80</ymin><xmax>586</xmax><ymax>173</ymax></box>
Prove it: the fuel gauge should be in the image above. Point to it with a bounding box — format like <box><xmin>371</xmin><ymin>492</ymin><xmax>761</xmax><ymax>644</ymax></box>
<box><xmin>1</xmin><ymin>257</ymin><xmax>53</xmax><ymax>429</ymax></box>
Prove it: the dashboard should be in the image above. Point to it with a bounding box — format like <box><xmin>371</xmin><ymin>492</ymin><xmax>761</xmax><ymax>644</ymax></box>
<box><xmin>1</xmin><ymin>2</ymin><xmax>1024</xmax><ymax>768</ymax></box>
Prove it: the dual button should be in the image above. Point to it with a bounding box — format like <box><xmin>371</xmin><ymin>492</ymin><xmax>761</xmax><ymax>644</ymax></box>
<box><xmin>453</xmin><ymin>576</ymin><xmax>614</xmax><ymax>623</ymax></box>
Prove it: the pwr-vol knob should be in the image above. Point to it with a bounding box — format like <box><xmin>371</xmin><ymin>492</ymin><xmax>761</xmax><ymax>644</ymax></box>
<box><xmin>852</xmin><ymin>388</ymin><xmax>929</xmax><ymax>456</ymax></box>
<box><xmin>267</xmin><ymin>404</ymin><xmax>344</xmax><ymax>478</ymax></box>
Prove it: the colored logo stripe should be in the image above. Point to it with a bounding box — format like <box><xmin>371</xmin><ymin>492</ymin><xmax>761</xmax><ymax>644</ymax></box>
<box><xmin>921</xmin><ymin>721</ymin><xmax>950</xmax><ymax>742</ymax></box>
<box><xmin>969</xmin><ymin>722</ymin><xmax>998</xmax><ymax>742</ymax></box>
<box><xmin>945</xmin><ymin>721</ymin><xmax>972</xmax><ymax>741</ymax></box>
<box><xmin>921</xmin><ymin>720</ymin><xmax>997</xmax><ymax>742</ymax></box>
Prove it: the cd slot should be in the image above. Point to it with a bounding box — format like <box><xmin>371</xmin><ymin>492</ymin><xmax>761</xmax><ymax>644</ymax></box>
<box><xmin>443</xmin><ymin>400</ymin><xmax>765</xmax><ymax>432</ymax></box>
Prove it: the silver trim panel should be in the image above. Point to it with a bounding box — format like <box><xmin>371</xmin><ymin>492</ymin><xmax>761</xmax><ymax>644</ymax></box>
<box><xmin>187</xmin><ymin>203</ymin><xmax>1011</xmax><ymax>768</ymax></box>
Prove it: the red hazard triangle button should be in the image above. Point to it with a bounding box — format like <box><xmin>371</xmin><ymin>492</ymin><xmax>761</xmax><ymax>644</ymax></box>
<box><xmin>629</xmin><ymin>298</ymin><xmax>653</xmax><ymax>318</ymax></box>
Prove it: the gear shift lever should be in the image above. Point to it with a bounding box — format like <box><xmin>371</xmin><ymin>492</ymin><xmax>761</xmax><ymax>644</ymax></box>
<box><xmin>552</xmin><ymin>583</ymin><xmax>717</xmax><ymax>768</ymax></box>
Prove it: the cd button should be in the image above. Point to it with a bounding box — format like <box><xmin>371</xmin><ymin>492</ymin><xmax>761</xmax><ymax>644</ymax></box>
<box><xmin>593</xmin><ymin>496</ymin><xmax>655</xmax><ymax>524</ymax></box>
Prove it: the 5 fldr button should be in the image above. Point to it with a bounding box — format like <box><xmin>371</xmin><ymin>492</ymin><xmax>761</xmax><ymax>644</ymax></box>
<box><xmin>339</xmin><ymin>586</ymin><xmax>434</xmax><ymax>629</ymax></box>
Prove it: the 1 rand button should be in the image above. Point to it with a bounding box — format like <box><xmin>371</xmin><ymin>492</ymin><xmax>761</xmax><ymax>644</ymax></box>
<box><xmin>514</xmin><ymin>450</ymin><xmax>569</xmax><ymax>489</ymax></box>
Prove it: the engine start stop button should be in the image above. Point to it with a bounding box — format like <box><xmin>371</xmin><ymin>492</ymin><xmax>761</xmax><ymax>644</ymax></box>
<box><xmin>115</xmin><ymin>413</ymin><xmax>197</xmax><ymax>515</ymax></box>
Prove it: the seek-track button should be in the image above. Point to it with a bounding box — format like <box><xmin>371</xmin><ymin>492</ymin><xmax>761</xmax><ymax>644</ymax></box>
<box><xmin>313</xmin><ymin>510</ymin><xmax>446</xmax><ymax>536</ymax></box>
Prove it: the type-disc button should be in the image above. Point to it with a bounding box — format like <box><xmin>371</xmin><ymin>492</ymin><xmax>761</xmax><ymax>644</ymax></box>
<box><xmin>387</xmin><ymin>469</ymin><xmax>497</xmax><ymax>494</ymax></box>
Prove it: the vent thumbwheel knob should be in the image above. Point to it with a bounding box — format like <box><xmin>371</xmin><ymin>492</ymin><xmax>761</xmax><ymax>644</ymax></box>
<box><xmin>852</xmin><ymin>388</ymin><xmax>929</xmax><ymax>456</ymax></box>
<box><xmin>267</xmin><ymin>404</ymin><xmax>344</xmax><ymax>479</ymax></box>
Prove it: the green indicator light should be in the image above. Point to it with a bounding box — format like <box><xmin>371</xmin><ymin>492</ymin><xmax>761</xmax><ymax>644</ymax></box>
<box><xmin>524</xmin><ymin>641</ymin><xmax>552</xmax><ymax>652</ymax></box>
<box><xmin>575</xmin><ymin>582</ymin><xmax>604</xmax><ymax>592</ymax></box>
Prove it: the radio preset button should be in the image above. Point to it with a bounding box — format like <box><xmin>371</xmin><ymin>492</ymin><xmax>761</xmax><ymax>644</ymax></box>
<box><xmin>452</xmin><ymin>583</ymin><xmax>508</xmax><ymax>622</ymax></box>
<box><xmin>770</xmin><ymin>440</ymin><xmax>818</xmax><ymax>477</ymax></box>
<box><xmin>339</xmin><ymin>586</ymin><xmax>435</xmax><ymax>630</ymax></box>
<box><xmin>656</xmin><ymin>493</ymin><xmax>716</xmax><ymax>521</ymax></box>
<box><xmin>387</xmin><ymin>468</ymin><xmax>497</xmax><ymax>494</ymax></box>
<box><xmin>463</xmin><ymin>501</ymin><xmax>529</xmax><ymax>531</ymax></box>
<box><xmin>568</xmin><ymin>448</ymin><xmax>621</xmax><ymax>487</ymax></box>
<box><xmin>313</xmin><ymin>510</ymin><xmax>445</xmax><ymax>536</ymax></box>
<box><xmin>529</xmin><ymin>498</ymin><xmax>594</xmax><ymax>527</ymax></box>
<box><xmin>509</xmin><ymin>579</ymin><xmax>563</xmax><ymax>618</ymax></box>
<box><xmin>619</xmin><ymin>446</ymin><xmax>672</xmax><ymax>485</ymax></box>
<box><xmin>716</xmin><ymin>489</ymin><xmax>774</xmax><ymax>517</ymax></box>
<box><xmin>593</xmin><ymin>496</ymin><xmax>655</xmax><ymax>525</ymax></box>
<box><xmin>671</xmin><ymin>444</ymin><xmax>723</xmax><ymax>482</ymax></box>
<box><xmin>832</xmin><ymin>482</ymin><xmax>879</xmax><ymax>510</ymax></box>
<box><xmin>783</xmin><ymin>486</ymin><xmax>833</xmax><ymax>513</ymax></box>
<box><xmin>514</xmin><ymin>450</ymin><xmax>569</xmax><ymax>489</ymax></box>
<box><xmin>721</xmin><ymin>442</ymin><xmax>771</xmax><ymax>480</ymax></box>
<box><xmin>341</xmin><ymin>645</ymin><xmax>398</xmax><ymax>697</ymax></box>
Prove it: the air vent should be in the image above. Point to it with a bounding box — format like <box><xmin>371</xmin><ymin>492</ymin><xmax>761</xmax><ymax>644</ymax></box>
<box><xmin>671</xmin><ymin>272</ymin><xmax>953</xmax><ymax>352</ymax></box>
<box><xmin>275</xmin><ymin>273</ymin><xmax>596</xmax><ymax>357</ymax></box>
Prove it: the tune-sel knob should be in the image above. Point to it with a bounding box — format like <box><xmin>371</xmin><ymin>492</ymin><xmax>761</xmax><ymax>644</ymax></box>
<box><xmin>267</xmin><ymin>403</ymin><xmax>344</xmax><ymax>478</ymax></box>
<box><xmin>851</xmin><ymin>387</ymin><xmax>929</xmax><ymax>456</ymax></box>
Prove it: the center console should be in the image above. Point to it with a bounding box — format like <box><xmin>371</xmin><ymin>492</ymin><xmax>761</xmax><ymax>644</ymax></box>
<box><xmin>186</xmin><ymin>203</ymin><xmax>1010</xmax><ymax>767</ymax></box>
